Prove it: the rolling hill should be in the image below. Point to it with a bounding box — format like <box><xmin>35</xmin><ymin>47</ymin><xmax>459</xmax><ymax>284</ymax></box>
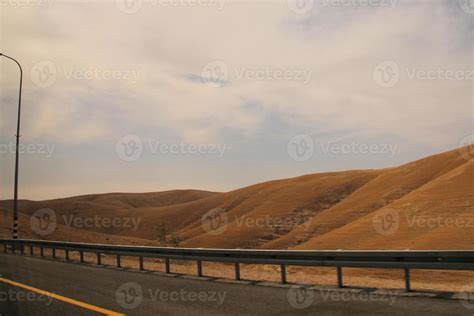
<box><xmin>0</xmin><ymin>146</ymin><xmax>472</xmax><ymax>250</ymax></box>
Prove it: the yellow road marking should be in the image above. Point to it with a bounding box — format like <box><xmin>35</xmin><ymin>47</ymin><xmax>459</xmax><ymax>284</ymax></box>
<box><xmin>0</xmin><ymin>276</ymin><xmax>124</xmax><ymax>316</ymax></box>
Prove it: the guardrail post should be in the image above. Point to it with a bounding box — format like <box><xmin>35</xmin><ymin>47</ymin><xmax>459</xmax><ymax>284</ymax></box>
<box><xmin>404</xmin><ymin>268</ymin><xmax>411</xmax><ymax>292</ymax></box>
<box><xmin>337</xmin><ymin>267</ymin><xmax>343</xmax><ymax>288</ymax></box>
<box><xmin>197</xmin><ymin>260</ymin><xmax>203</xmax><ymax>277</ymax></box>
<box><xmin>280</xmin><ymin>264</ymin><xmax>287</xmax><ymax>284</ymax></box>
<box><xmin>4</xmin><ymin>242</ymin><xmax>463</xmax><ymax>293</ymax></box>
<box><xmin>235</xmin><ymin>263</ymin><xmax>240</xmax><ymax>280</ymax></box>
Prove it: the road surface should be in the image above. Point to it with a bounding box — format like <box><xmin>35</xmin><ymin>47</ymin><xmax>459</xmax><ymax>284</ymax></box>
<box><xmin>0</xmin><ymin>254</ymin><xmax>471</xmax><ymax>315</ymax></box>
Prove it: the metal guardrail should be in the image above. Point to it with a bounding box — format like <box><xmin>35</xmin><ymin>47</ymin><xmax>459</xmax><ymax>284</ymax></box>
<box><xmin>2</xmin><ymin>239</ymin><xmax>474</xmax><ymax>291</ymax></box>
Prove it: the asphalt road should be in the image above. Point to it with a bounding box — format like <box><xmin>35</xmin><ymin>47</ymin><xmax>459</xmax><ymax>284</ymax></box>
<box><xmin>0</xmin><ymin>254</ymin><xmax>472</xmax><ymax>315</ymax></box>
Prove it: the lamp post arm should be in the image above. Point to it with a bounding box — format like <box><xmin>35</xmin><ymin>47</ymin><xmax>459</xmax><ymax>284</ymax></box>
<box><xmin>0</xmin><ymin>53</ymin><xmax>23</xmax><ymax>75</ymax></box>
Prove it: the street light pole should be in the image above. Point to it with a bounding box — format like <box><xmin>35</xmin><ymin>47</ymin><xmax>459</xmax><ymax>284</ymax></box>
<box><xmin>1</xmin><ymin>53</ymin><xmax>23</xmax><ymax>240</ymax></box>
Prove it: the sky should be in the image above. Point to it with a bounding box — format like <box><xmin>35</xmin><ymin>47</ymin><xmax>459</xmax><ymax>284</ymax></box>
<box><xmin>0</xmin><ymin>0</ymin><xmax>472</xmax><ymax>200</ymax></box>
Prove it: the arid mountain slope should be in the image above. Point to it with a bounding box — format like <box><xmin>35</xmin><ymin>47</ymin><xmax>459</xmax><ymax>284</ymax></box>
<box><xmin>177</xmin><ymin>170</ymin><xmax>380</xmax><ymax>248</ymax></box>
<box><xmin>298</xmin><ymin>160</ymin><xmax>474</xmax><ymax>250</ymax></box>
<box><xmin>0</xmin><ymin>189</ymin><xmax>217</xmax><ymax>213</ymax></box>
<box><xmin>0</xmin><ymin>146</ymin><xmax>472</xmax><ymax>250</ymax></box>
<box><xmin>266</xmin><ymin>145</ymin><xmax>473</xmax><ymax>249</ymax></box>
<box><xmin>0</xmin><ymin>190</ymin><xmax>217</xmax><ymax>240</ymax></box>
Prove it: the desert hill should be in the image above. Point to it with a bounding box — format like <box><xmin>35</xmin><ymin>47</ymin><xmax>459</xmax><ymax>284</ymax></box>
<box><xmin>298</xmin><ymin>159</ymin><xmax>474</xmax><ymax>250</ymax></box>
<box><xmin>0</xmin><ymin>146</ymin><xmax>472</xmax><ymax>250</ymax></box>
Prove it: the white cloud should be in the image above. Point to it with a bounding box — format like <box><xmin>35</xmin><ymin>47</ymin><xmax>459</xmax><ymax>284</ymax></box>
<box><xmin>2</xmin><ymin>1</ymin><xmax>471</xmax><ymax>146</ymax></box>
<box><xmin>0</xmin><ymin>0</ymin><xmax>472</xmax><ymax>198</ymax></box>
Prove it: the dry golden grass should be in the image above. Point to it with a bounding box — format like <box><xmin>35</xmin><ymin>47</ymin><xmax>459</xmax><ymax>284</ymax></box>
<box><xmin>20</xmin><ymin>249</ymin><xmax>474</xmax><ymax>293</ymax></box>
<box><xmin>1</xmin><ymin>146</ymin><xmax>473</xmax><ymax>292</ymax></box>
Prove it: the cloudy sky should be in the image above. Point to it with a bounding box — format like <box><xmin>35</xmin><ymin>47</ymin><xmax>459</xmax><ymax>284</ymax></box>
<box><xmin>0</xmin><ymin>0</ymin><xmax>472</xmax><ymax>200</ymax></box>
